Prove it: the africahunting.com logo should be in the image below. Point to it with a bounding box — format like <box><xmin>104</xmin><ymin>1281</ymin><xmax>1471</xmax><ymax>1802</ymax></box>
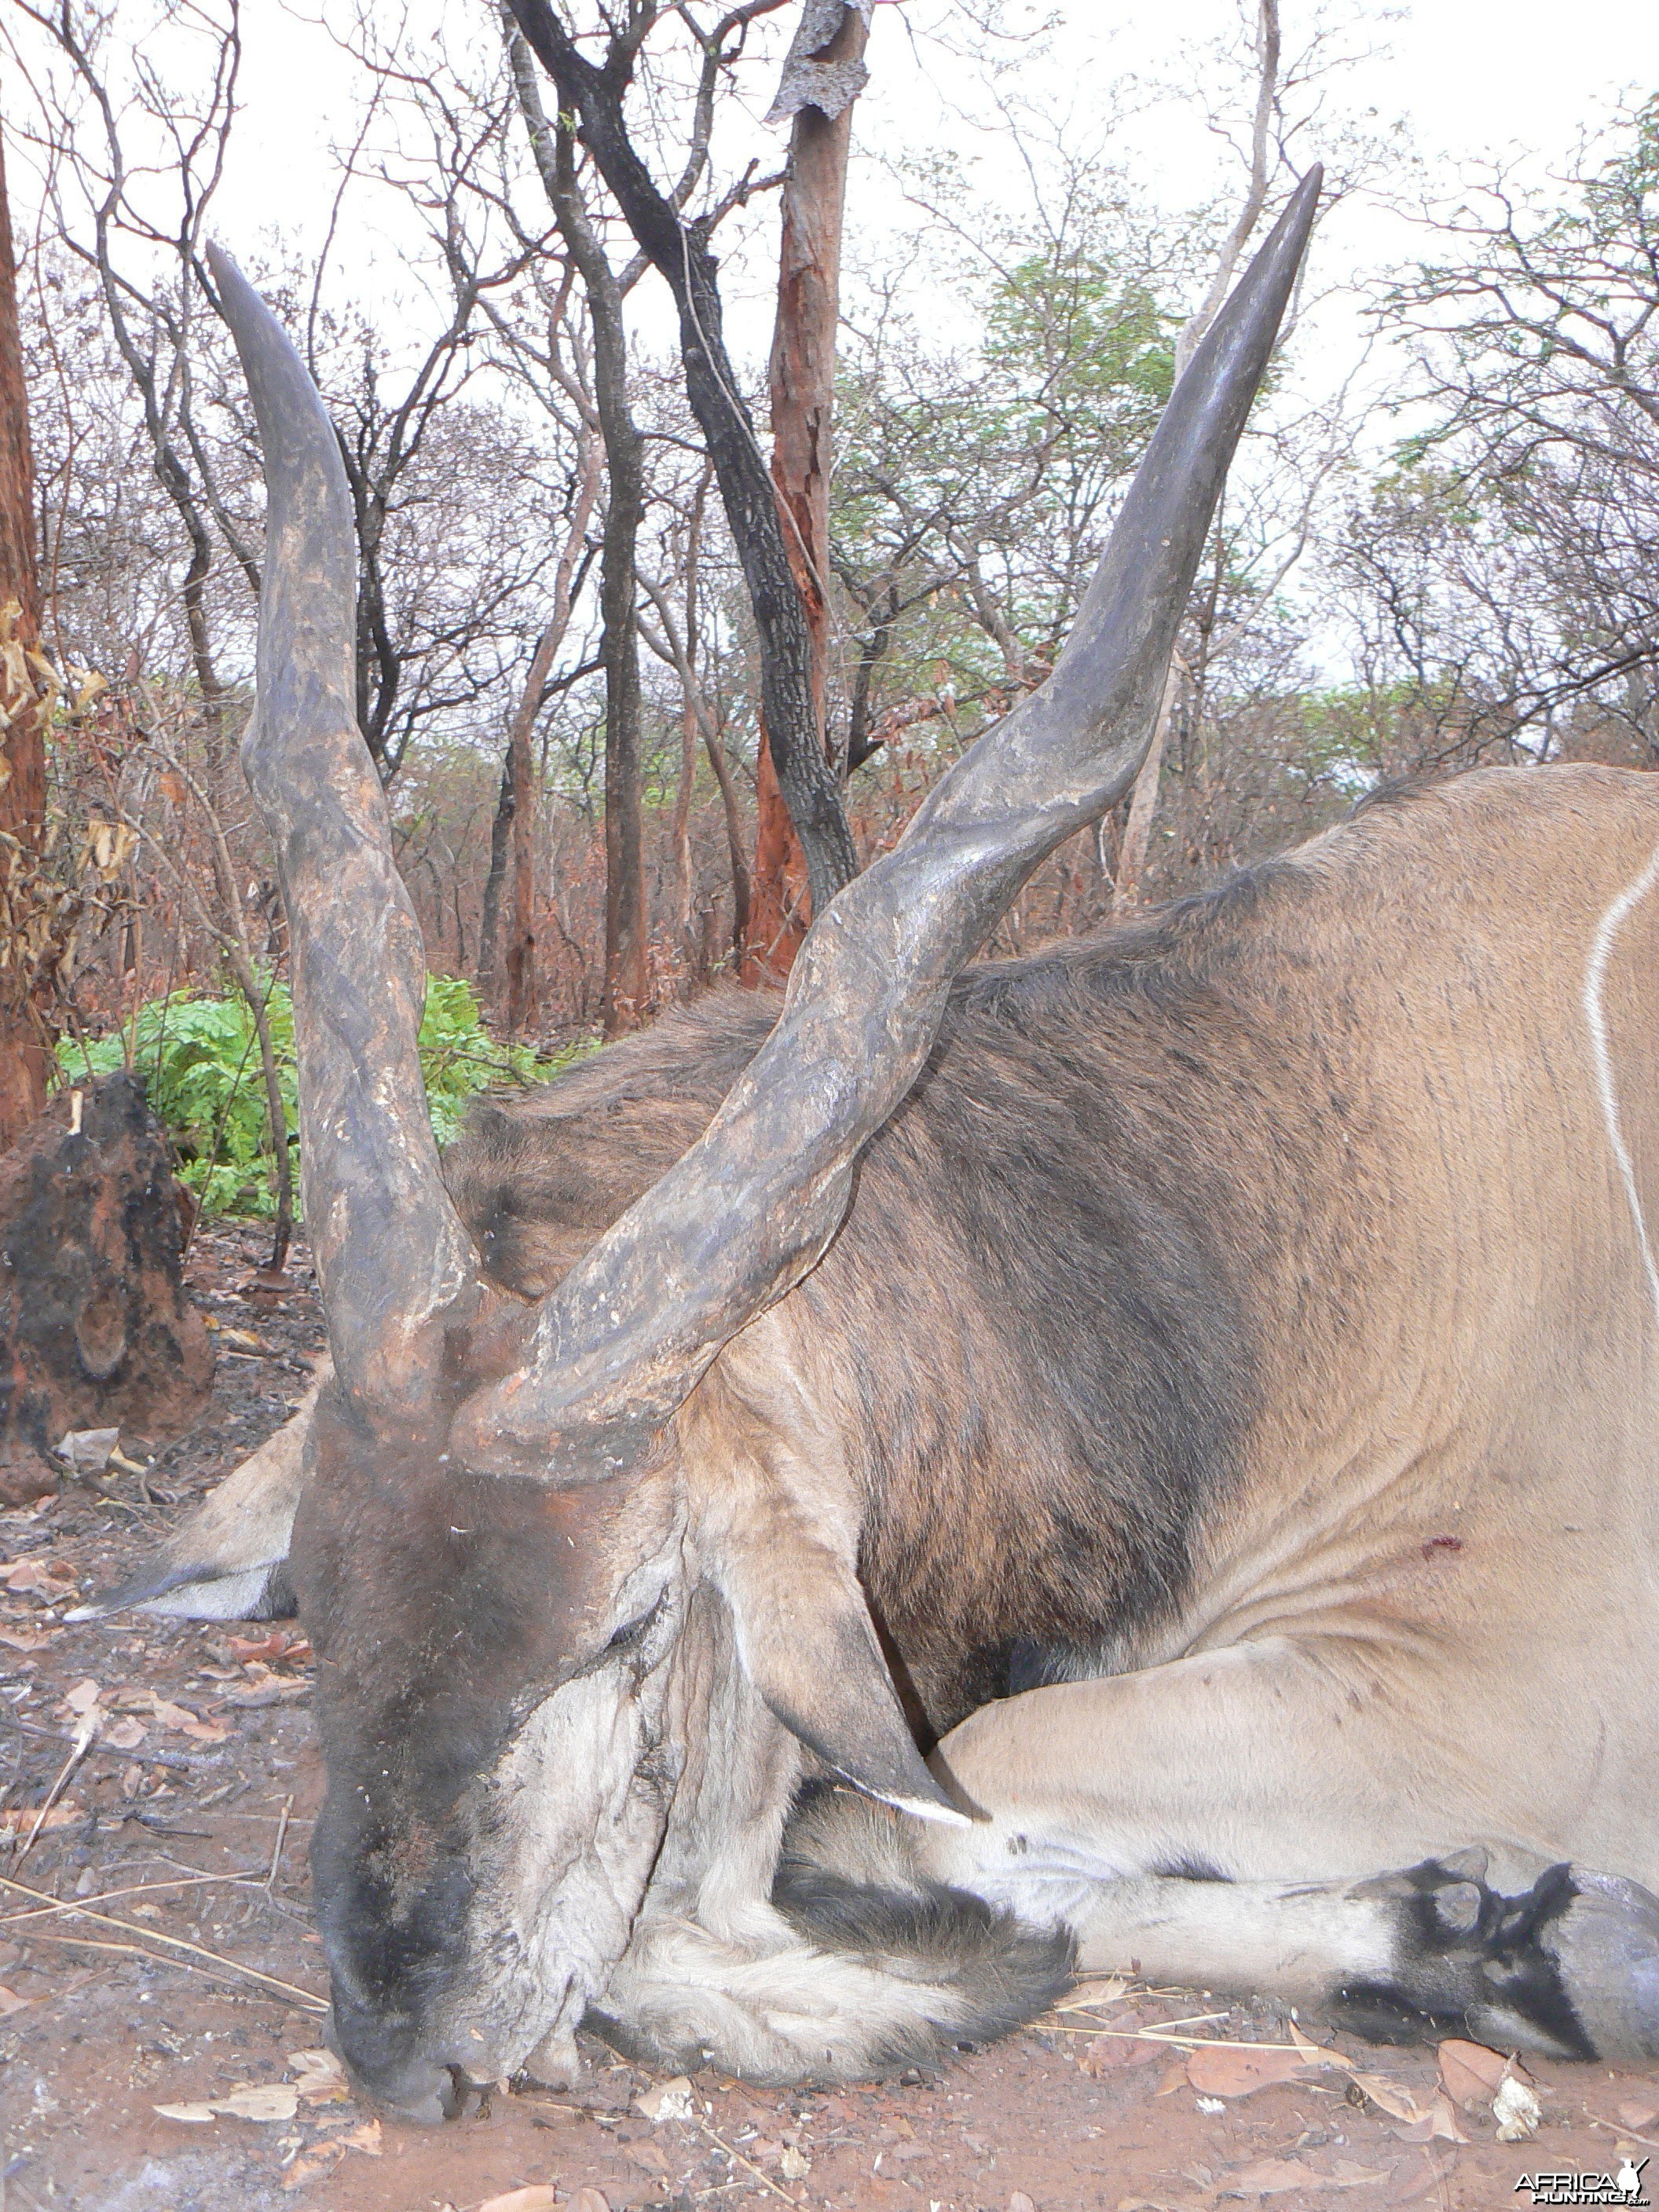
<box><xmin>1514</xmin><ymin>2160</ymin><xmax>1649</xmax><ymax>2207</ymax></box>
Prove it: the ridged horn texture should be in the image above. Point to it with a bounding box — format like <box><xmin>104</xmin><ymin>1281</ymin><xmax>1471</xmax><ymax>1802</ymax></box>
<box><xmin>207</xmin><ymin>247</ymin><xmax>479</xmax><ymax>1422</ymax></box>
<box><xmin>454</xmin><ymin>168</ymin><xmax>1324</xmax><ymax>1481</ymax></box>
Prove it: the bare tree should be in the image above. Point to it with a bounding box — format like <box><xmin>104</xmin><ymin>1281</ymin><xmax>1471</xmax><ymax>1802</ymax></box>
<box><xmin>12</xmin><ymin>0</ymin><xmax>248</xmax><ymax>742</ymax></box>
<box><xmin>637</xmin><ymin>454</ymin><xmax>754</xmax><ymax>961</ymax></box>
<box><xmin>1351</xmin><ymin>97</ymin><xmax>1659</xmax><ymax>760</ymax></box>
<box><xmin>1114</xmin><ymin>0</ymin><xmax>1283</xmax><ymax>910</ymax></box>
<box><xmin>505</xmin><ymin>0</ymin><xmax>859</xmax><ymax>922</ymax></box>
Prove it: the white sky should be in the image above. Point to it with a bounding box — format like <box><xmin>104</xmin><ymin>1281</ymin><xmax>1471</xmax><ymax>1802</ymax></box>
<box><xmin>184</xmin><ymin>0</ymin><xmax>1659</xmax><ymax>379</ymax></box>
<box><xmin>6</xmin><ymin>0</ymin><xmax>1657</xmax><ymax>693</ymax></box>
<box><xmin>9</xmin><ymin>0</ymin><xmax>1657</xmax><ymax>396</ymax></box>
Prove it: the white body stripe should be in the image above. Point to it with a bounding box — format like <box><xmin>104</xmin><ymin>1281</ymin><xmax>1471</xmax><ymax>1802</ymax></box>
<box><xmin>1584</xmin><ymin>841</ymin><xmax>1659</xmax><ymax>1328</ymax></box>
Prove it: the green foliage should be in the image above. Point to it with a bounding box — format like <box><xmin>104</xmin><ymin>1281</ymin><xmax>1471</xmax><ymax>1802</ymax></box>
<box><xmin>58</xmin><ymin>976</ymin><xmax>567</xmax><ymax>1219</ymax></box>
<box><xmin>830</xmin><ymin>189</ymin><xmax>1180</xmax><ymax>745</ymax></box>
<box><xmin>415</xmin><ymin>974</ymin><xmax>557</xmax><ymax>1148</ymax></box>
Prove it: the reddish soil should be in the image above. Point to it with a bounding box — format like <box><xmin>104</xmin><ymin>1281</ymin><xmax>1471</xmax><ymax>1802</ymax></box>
<box><xmin>2</xmin><ymin>1224</ymin><xmax>1656</xmax><ymax>2211</ymax></box>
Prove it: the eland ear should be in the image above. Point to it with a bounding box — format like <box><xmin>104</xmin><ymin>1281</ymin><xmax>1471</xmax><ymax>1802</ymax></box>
<box><xmin>717</xmin><ymin>1532</ymin><xmax>969</xmax><ymax>1828</ymax></box>
<box><xmin>66</xmin><ymin>1372</ymin><xmax>321</xmax><ymax>1624</ymax></box>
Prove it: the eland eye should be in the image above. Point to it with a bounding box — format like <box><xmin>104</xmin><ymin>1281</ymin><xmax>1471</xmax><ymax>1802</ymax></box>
<box><xmin>605</xmin><ymin>1611</ymin><xmax>651</xmax><ymax>1655</ymax></box>
<box><xmin>602</xmin><ymin>1591</ymin><xmax>665</xmax><ymax>1659</ymax></box>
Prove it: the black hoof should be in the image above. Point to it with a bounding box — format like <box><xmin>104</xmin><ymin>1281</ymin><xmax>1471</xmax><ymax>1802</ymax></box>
<box><xmin>1333</xmin><ymin>1852</ymin><xmax>1595</xmax><ymax>2059</ymax></box>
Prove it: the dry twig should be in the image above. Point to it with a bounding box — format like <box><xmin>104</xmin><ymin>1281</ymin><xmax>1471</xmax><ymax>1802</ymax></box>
<box><xmin>0</xmin><ymin>1870</ymin><xmax>327</xmax><ymax>2010</ymax></box>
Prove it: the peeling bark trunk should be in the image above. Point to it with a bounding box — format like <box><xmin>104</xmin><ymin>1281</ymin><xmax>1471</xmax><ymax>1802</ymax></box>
<box><xmin>745</xmin><ymin>2</ymin><xmax>870</xmax><ymax>980</ymax></box>
<box><xmin>0</xmin><ymin>124</ymin><xmax>55</xmax><ymax>1151</ymax></box>
<box><xmin>705</xmin><ymin>716</ymin><xmax>751</xmax><ymax>958</ymax></box>
<box><xmin>503</xmin><ymin>625</ymin><xmax>558</xmax><ymax>1035</ymax></box>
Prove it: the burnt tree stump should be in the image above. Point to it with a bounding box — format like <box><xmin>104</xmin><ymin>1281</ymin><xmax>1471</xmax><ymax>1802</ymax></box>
<box><xmin>0</xmin><ymin>1071</ymin><xmax>214</xmax><ymax>1502</ymax></box>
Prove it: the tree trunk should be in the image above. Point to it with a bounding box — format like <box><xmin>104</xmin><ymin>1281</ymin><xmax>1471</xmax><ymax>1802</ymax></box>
<box><xmin>668</xmin><ymin>465</ymin><xmax>713</xmax><ymax>968</ymax></box>
<box><xmin>1112</xmin><ymin>657</ymin><xmax>1181</xmax><ymax>911</ymax></box>
<box><xmin>506</xmin><ymin>27</ymin><xmax>649</xmax><ymax>1038</ymax></box>
<box><xmin>505</xmin><ymin>623</ymin><xmax>560</xmax><ymax>1035</ymax></box>
<box><xmin>744</xmin><ymin>2</ymin><xmax>870</xmax><ymax>979</ymax></box>
<box><xmin>548</xmin><ymin>140</ymin><xmax>648</xmax><ymax>1039</ymax></box>
<box><xmin>477</xmin><ymin>747</ymin><xmax>516</xmax><ymax>1004</ymax></box>
<box><xmin>0</xmin><ymin>122</ymin><xmax>57</xmax><ymax>1152</ymax></box>
<box><xmin>481</xmin><ymin>423</ymin><xmax>602</xmax><ymax>1026</ymax></box>
<box><xmin>507</xmin><ymin>0</ymin><xmax>860</xmax><ymax>921</ymax></box>
<box><xmin>639</xmin><ymin>577</ymin><xmax>752</xmax><ymax>962</ymax></box>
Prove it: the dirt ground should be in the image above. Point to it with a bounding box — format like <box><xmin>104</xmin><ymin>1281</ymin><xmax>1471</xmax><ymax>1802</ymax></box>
<box><xmin>2</xmin><ymin>1225</ymin><xmax>1657</xmax><ymax>2212</ymax></box>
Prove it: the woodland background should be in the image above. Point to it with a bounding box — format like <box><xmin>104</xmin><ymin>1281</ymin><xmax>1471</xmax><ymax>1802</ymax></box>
<box><xmin>1</xmin><ymin>0</ymin><xmax>1657</xmax><ymax>1242</ymax></box>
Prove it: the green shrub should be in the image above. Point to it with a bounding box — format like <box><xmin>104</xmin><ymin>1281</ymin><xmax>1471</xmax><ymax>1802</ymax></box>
<box><xmin>59</xmin><ymin>976</ymin><xmax>572</xmax><ymax>1220</ymax></box>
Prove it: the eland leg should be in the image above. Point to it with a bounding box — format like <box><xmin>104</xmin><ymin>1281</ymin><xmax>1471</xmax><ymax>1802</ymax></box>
<box><xmin>828</xmin><ymin>1635</ymin><xmax>1659</xmax><ymax>2061</ymax></box>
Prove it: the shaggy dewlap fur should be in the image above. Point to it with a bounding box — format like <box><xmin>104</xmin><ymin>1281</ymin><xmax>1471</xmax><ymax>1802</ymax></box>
<box><xmin>584</xmin><ymin>1785</ymin><xmax>1071</xmax><ymax>2085</ymax></box>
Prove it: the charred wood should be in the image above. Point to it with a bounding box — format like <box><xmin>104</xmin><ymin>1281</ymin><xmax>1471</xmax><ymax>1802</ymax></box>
<box><xmin>0</xmin><ymin>1073</ymin><xmax>214</xmax><ymax>1503</ymax></box>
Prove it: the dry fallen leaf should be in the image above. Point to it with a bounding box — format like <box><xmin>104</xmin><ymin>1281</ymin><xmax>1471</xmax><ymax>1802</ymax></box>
<box><xmin>287</xmin><ymin>2048</ymin><xmax>350</xmax><ymax>2106</ymax></box>
<box><xmin>1346</xmin><ymin>2070</ymin><xmax>1425</xmax><ymax>2122</ymax></box>
<box><xmin>213</xmin><ymin>2084</ymin><xmax>299</xmax><ymax>2122</ymax></box>
<box><xmin>0</xmin><ymin>1626</ymin><xmax>55</xmax><ymax>1651</ymax></box>
<box><xmin>0</xmin><ymin>1802</ymin><xmax>79</xmax><ymax>1840</ymax></box>
<box><xmin>780</xmin><ymin>2145</ymin><xmax>811</xmax><ymax>2179</ymax></box>
<box><xmin>104</xmin><ymin>1716</ymin><xmax>147</xmax><ymax>1752</ymax></box>
<box><xmin>569</xmin><ymin>2192</ymin><xmax>613</xmax><ymax>2212</ymax></box>
<box><xmin>228</xmin><ymin>1629</ymin><xmax>312</xmax><ymax>1664</ymax></box>
<box><xmin>1384</xmin><ymin>2089</ymin><xmax>1467</xmax><ymax>2144</ymax></box>
<box><xmin>1218</xmin><ymin>2157</ymin><xmax>1323</xmax><ymax>2197</ymax></box>
<box><xmin>148</xmin><ymin>1696</ymin><xmax>231</xmax><ymax>1744</ymax></box>
<box><xmin>153</xmin><ymin>2102</ymin><xmax>218</xmax><ymax>2124</ymax></box>
<box><xmin>0</xmin><ymin>1986</ymin><xmax>34</xmax><ymax>2015</ymax></box>
<box><xmin>223</xmin><ymin>1679</ymin><xmax>309</xmax><ymax>1708</ymax></box>
<box><xmin>1009</xmin><ymin>2194</ymin><xmax>1038</xmax><ymax>2212</ymax></box>
<box><xmin>1081</xmin><ymin>2032</ymin><xmax>1163</xmax><ymax>2075</ymax></box>
<box><xmin>336</xmin><ymin>2117</ymin><xmax>382</xmax><ymax>2156</ymax></box>
<box><xmin>0</xmin><ymin>1558</ymin><xmax>77</xmax><ymax>1596</ymax></box>
<box><xmin>1619</xmin><ymin>2094</ymin><xmax>1659</xmax><ymax>2130</ymax></box>
<box><xmin>635</xmin><ymin>2075</ymin><xmax>696</xmax><ymax>2123</ymax></box>
<box><xmin>280</xmin><ymin>2144</ymin><xmax>343</xmax><ymax>2190</ymax></box>
<box><xmin>476</xmin><ymin>2190</ymin><xmax>561</xmax><ymax>2212</ymax></box>
<box><xmin>1436</xmin><ymin>2036</ymin><xmax>1508</xmax><ymax>2108</ymax></box>
<box><xmin>56</xmin><ymin>1426</ymin><xmax>119</xmax><ymax>1473</ymax></box>
<box><xmin>1185</xmin><ymin>2043</ymin><xmax>1331</xmax><ymax>2099</ymax></box>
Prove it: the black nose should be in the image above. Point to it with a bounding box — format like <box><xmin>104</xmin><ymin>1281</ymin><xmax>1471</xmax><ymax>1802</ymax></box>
<box><xmin>326</xmin><ymin>1999</ymin><xmax>461</xmax><ymax>2124</ymax></box>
